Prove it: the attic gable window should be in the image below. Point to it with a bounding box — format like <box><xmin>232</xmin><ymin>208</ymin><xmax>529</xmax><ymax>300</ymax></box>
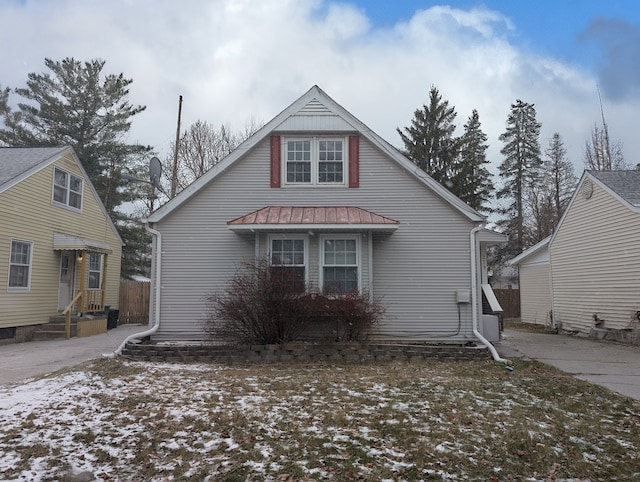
<box><xmin>53</xmin><ymin>167</ymin><xmax>83</xmax><ymax>211</ymax></box>
<box><xmin>284</xmin><ymin>137</ymin><xmax>345</xmax><ymax>186</ymax></box>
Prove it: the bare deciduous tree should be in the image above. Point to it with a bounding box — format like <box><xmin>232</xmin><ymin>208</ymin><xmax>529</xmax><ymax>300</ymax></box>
<box><xmin>585</xmin><ymin>88</ymin><xmax>627</xmax><ymax>171</ymax></box>
<box><xmin>169</xmin><ymin>118</ymin><xmax>262</xmax><ymax>193</ymax></box>
<box><xmin>585</xmin><ymin>123</ymin><xmax>626</xmax><ymax>171</ymax></box>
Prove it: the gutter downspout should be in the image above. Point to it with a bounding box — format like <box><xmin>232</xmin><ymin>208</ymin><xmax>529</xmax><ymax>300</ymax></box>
<box><xmin>470</xmin><ymin>225</ymin><xmax>509</xmax><ymax>364</ymax></box>
<box><xmin>108</xmin><ymin>223</ymin><xmax>162</xmax><ymax>357</ymax></box>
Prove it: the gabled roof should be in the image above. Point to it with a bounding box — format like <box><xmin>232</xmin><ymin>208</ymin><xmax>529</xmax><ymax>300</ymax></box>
<box><xmin>0</xmin><ymin>146</ymin><xmax>123</xmax><ymax>246</ymax></box>
<box><xmin>147</xmin><ymin>85</ymin><xmax>485</xmax><ymax>224</ymax></box>
<box><xmin>228</xmin><ymin>206</ymin><xmax>399</xmax><ymax>232</ymax></box>
<box><xmin>508</xmin><ymin>236</ymin><xmax>550</xmax><ymax>266</ymax></box>
<box><xmin>589</xmin><ymin>170</ymin><xmax>640</xmax><ymax>208</ymax></box>
<box><xmin>0</xmin><ymin>146</ymin><xmax>69</xmax><ymax>191</ymax></box>
<box><xmin>549</xmin><ymin>169</ymin><xmax>640</xmax><ymax>248</ymax></box>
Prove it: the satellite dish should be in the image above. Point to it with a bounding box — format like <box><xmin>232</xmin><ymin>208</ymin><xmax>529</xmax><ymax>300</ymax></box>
<box><xmin>149</xmin><ymin>156</ymin><xmax>162</xmax><ymax>188</ymax></box>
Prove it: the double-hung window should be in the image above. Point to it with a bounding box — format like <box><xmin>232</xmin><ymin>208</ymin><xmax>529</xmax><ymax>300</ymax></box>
<box><xmin>322</xmin><ymin>236</ymin><xmax>359</xmax><ymax>293</ymax></box>
<box><xmin>270</xmin><ymin>236</ymin><xmax>307</xmax><ymax>293</ymax></box>
<box><xmin>53</xmin><ymin>167</ymin><xmax>83</xmax><ymax>210</ymax></box>
<box><xmin>284</xmin><ymin>137</ymin><xmax>345</xmax><ymax>186</ymax></box>
<box><xmin>8</xmin><ymin>240</ymin><xmax>32</xmax><ymax>291</ymax></box>
<box><xmin>88</xmin><ymin>253</ymin><xmax>103</xmax><ymax>289</ymax></box>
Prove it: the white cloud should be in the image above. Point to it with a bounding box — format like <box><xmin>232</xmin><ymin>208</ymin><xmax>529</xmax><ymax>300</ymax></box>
<box><xmin>1</xmin><ymin>0</ymin><xmax>639</xmax><ymax>174</ymax></box>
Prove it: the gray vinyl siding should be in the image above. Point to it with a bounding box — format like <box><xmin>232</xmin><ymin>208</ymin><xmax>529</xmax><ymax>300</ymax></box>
<box><xmin>519</xmin><ymin>263</ymin><xmax>552</xmax><ymax>326</ymax></box>
<box><xmin>153</xmin><ymin>136</ymin><xmax>477</xmax><ymax>342</ymax></box>
<box><xmin>549</xmin><ymin>180</ymin><xmax>640</xmax><ymax>333</ymax></box>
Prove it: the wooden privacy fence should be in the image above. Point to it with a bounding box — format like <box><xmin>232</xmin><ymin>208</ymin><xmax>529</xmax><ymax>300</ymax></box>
<box><xmin>493</xmin><ymin>289</ymin><xmax>520</xmax><ymax>319</ymax></box>
<box><xmin>118</xmin><ymin>281</ymin><xmax>150</xmax><ymax>324</ymax></box>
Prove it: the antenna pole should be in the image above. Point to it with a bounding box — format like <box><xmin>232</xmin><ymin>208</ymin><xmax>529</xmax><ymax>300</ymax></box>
<box><xmin>171</xmin><ymin>95</ymin><xmax>183</xmax><ymax>198</ymax></box>
<box><xmin>596</xmin><ymin>85</ymin><xmax>611</xmax><ymax>170</ymax></box>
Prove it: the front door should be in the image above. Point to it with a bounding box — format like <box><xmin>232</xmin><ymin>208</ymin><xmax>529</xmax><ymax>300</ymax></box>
<box><xmin>57</xmin><ymin>252</ymin><xmax>76</xmax><ymax>311</ymax></box>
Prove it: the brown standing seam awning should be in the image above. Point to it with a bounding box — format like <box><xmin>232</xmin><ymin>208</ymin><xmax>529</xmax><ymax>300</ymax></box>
<box><xmin>227</xmin><ymin>206</ymin><xmax>399</xmax><ymax>232</ymax></box>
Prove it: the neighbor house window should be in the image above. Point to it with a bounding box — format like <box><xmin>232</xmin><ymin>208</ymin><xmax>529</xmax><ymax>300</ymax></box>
<box><xmin>53</xmin><ymin>167</ymin><xmax>83</xmax><ymax>210</ymax></box>
<box><xmin>270</xmin><ymin>236</ymin><xmax>307</xmax><ymax>292</ymax></box>
<box><xmin>322</xmin><ymin>236</ymin><xmax>359</xmax><ymax>293</ymax></box>
<box><xmin>284</xmin><ymin>137</ymin><xmax>345</xmax><ymax>185</ymax></box>
<box><xmin>88</xmin><ymin>253</ymin><xmax>103</xmax><ymax>289</ymax></box>
<box><xmin>8</xmin><ymin>240</ymin><xmax>32</xmax><ymax>291</ymax></box>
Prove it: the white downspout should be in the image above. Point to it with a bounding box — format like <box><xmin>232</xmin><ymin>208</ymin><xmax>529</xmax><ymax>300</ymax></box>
<box><xmin>108</xmin><ymin>223</ymin><xmax>162</xmax><ymax>356</ymax></box>
<box><xmin>470</xmin><ymin>225</ymin><xmax>509</xmax><ymax>364</ymax></box>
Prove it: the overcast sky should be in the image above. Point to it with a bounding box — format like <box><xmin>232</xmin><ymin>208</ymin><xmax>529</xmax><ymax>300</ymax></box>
<box><xmin>2</xmin><ymin>0</ymin><xmax>640</xmax><ymax>177</ymax></box>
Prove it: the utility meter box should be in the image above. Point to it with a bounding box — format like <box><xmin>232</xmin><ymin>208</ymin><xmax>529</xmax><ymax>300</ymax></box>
<box><xmin>456</xmin><ymin>289</ymin><xmax>471</xmax><ymax>304</ymax></box>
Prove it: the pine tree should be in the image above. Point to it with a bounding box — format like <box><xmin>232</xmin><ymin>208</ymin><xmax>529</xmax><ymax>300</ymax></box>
<box><xmin>0</xmin><ymin>85</ymin><xmax>8</xmax><ymax>116</ymax></box>
<box><xmin>0</xmin><ymin>58</ymin><xmax>152</xmax><ymax>279</ymax></box>
<box><xmin>397</xmin><ymin>86</ymin><xmax>459</xmax><ymax>187</ymax></box>
<box><xmin>455</xmin><ymin>109</ymin><xmax>494</xmax><ymax>213</ymax></box>
<box><xmin>545</xmin><ymin>133</ymin><xmax>576</xmax><ymax>225</ymax></box>
<box><xmin>497</xmin><ymin>100</ymin><xmax>542</xmax><ymax>255</ymax></box>
<box><xmin>524</xmin><ymin>133</ymin><xmax>576</xmax><ymax>246</ymax></box>
<box><xmin>0</xmin><ymin>57</ymin><xmax>151</xmax><ymax>213</ymax></box>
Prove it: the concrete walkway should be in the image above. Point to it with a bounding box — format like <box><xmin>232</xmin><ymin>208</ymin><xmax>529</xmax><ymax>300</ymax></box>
<box><xmin>0</xmin><ymin>324</ymin><xmax>149</xmax><ymax>386</ymax></box>
<box><xmin>498</xmin><ymin>328</ymin><xmax>640</xmax><ymax>401</ymax></box>
<box><xmin>3</xmin><ymin>325</ymin><xmax>640</xmax><ymax>402</ymax></box>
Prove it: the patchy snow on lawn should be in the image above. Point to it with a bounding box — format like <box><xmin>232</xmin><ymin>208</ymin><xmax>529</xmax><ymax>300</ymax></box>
<box><xmin>0</xmin><ymin>358</ymin><xmax>639</xmax><ymax>481</ymax></box>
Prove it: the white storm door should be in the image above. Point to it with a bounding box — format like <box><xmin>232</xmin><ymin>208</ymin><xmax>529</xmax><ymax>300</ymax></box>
<box><xmin>57</xmin><ymin>252</ymin><xmax>75</xmax><ymax>311</ymax></box>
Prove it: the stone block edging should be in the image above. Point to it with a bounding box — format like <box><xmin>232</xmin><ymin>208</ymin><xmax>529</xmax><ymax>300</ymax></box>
<box><xmin>121</xmin><ymin>341</ymin><xmax>490</xmax><ymax>364</ymax></box>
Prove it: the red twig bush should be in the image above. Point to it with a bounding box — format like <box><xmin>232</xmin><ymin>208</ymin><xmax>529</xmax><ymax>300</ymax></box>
<box><xmin>204</xmin><ymin>259</ymin><xmax>386</xmax><ymax>345</ymax></box>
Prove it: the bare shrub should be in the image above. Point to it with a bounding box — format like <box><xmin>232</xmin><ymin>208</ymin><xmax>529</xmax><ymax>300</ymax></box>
<box><xmin>307</xmin><ymin>291</ymin><xmax>385</xmax><ymax>342</ymax></box>
<box><xmin>204</xmin><ymin>259</ymin><xmax>308</xmax><ymax>345</ymax></box>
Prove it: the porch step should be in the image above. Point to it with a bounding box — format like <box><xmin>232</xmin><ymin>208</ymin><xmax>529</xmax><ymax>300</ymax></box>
<box><xmin>32</xmin><ymin>316</ymin><xmax>79</xmax><ymax>340</ymax></box>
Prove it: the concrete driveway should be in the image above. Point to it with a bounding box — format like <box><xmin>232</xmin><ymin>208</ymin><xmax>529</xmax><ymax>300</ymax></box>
<box><xmin>498</xmin><ymin>328</ymin><xmax>640</xmax><ymax>401</ymax></box>
<box><xmin>0</xmin><ymin>324</ymin><xmax>149</xmax><ymax>386</ymax></box>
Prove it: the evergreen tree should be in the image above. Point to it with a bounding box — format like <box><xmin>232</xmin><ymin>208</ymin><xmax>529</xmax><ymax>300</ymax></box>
<box><xmin>0</xmin><ymin>57</ymin><xmax>151</xmax><ymax>213</ymax></box>
<box><xmin>397</xmin><ymin>86</ymin><xmax>459</xmax><ymax>187</ymax></box>
<box><xmin>525</xmin><ymin>132</ymin><xmax>577</xmax><ymax>246</ymax></box>
<box><xmin>455</xmin><ymin>109</ymin><xmax>494</xmax><ymax>213</ymax></box>
<box><xmin>0</xmin><ymin>58</ymin><xmax>153</xmax><ymax>279</ymax></box>
<box><xmin>0</xmin><ymin>85</ymin><xmax>8</xmax><ymax>116</ymax></box>
<box><xmin>545</xmin><ymin>133</ymin><xmax>576</xmax><ymax>226</ymax></box>
<box><xmin>497</xmin><ymin>100</ymin><xmax>542</xmax><ymax>255</ymax></box>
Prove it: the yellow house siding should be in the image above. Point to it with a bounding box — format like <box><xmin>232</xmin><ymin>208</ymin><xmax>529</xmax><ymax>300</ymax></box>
<box><xmin>549</xmin><ymin>181</ymin><xmax>640</xmax><ymax>333</ymax></box>
<box><xmin>519</xmin><ymin>263</ymin><xmax>551</xmax><ymax>325</ymax></box>
<box><xmin>0</xmin><ymin>152</ymin><xmax>122</xmax><ymax>329</ymax></box>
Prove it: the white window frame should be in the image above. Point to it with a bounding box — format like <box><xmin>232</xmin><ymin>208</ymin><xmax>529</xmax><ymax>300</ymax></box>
<box><xmin>8</xmin><ymin>239</ymin><xmax>32</xmax><ymax>292</ymax></box>
<box><xmin>88</xmin><ymin>253</ymin><xmax>103</xmax><ymax>290</ymax></box>
<box><xmin>282</xmin><ymin>136</ymin><xmax>348</xmax><ymax>186</ymax></box>
<box><xmin>268</xmin><ymin>234</ymin><xmax>309</xmax><ymax>290</ymax></box>
<box><xmin>319</xmin><ymin>234</ymin><xmax>361</xmax><ymax>294</ymax></box>
<box><xmin>52</xmin><ymin>167</ymin><xmax>83</xmax><ymax>211</ymax></box>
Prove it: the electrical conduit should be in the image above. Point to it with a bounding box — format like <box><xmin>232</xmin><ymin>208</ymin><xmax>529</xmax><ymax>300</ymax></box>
<box><xmin>470</xmin><ymin>225</ymin><xmax>509</xmax><ymax>364</ymax></box>
<box><xmin>107</xmin><ymin>223</ymin><xmax>161</xmax><ymax>357</ymax></box>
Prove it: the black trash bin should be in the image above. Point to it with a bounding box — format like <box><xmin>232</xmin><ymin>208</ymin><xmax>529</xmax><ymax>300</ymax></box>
<box><xmin>107</xmin><ymin>309</ymin><xmax>119</xmax><ymax>330</ymax></box>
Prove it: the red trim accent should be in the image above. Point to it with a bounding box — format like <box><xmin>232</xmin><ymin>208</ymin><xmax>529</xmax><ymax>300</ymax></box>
<box><xmin>270</xmin><ymin>136</ymin><xmax>281</xmax><ymax>187</ymax></box>
<box><xmin>348</xmin><ymin>135</ymin><xmax>359</xmax><ymax>188</ymax></box>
